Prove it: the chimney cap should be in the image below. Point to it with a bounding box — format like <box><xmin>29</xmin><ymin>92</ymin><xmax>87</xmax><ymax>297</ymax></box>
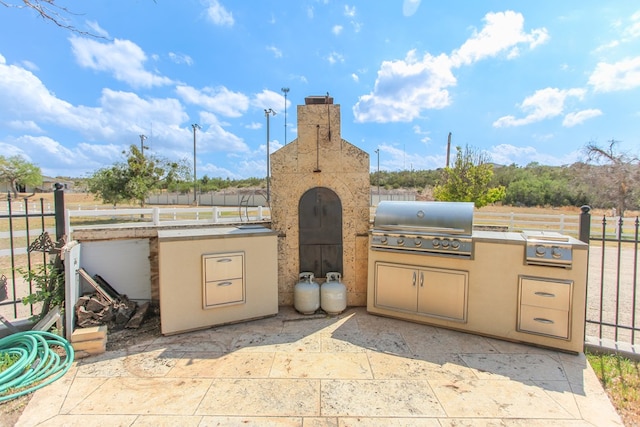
<box><xmin>305</xmin><ymin>95</ymin><xmax>334</xmax><ymax>105</ymax></box>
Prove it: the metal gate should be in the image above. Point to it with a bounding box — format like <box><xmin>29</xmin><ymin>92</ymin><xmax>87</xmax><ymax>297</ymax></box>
<box><xmin>0</xmin><ymin>186</ymin><xmax>65</xmax><ymax>321</ymax></box>
<box><xmin>580</xmin><ymin>207</ymin><xmax>640</xmax><ymax>350</ymax></box>
<box><xmin>298</xmin><ymin>187</ymin><xmax>343</xmax><ymax>278</ymax></box>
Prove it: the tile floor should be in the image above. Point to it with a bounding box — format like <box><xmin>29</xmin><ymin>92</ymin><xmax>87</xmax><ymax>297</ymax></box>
<box><xmin>17</xmin><ymin>307</ymin><xmax>623</xmax><ymax>426</ymax></box>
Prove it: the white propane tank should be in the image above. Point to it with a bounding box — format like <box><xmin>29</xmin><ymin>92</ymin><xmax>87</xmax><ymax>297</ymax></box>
<box><xmin>294</xmin><ymin>272</ymin><xmax>320</xmax><ymax>315</ymax></box>
<box><xmin>321</xmin><ymin>272</ymin><xmax>347</xmax><ymax>315</ymax></box>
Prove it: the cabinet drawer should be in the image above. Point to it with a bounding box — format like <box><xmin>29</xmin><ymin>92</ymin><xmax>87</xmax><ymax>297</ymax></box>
<box><xmin>204</xmin><ymin>278</ymin><xmax>244</xmax><ymax>308</ymax></box>
<box><xmin>204</xmin><ymin>254</ymin><xmax>243</xmax><ymax>282</ymax></box>
<box><xmin>520</xmin><ymin>277</ymin><xmax>571</xmax><ymax>310</ymax></box>
<box><xmin>519</xmin><ymin>305</ymin><xmax>569</xmax><ymax>339</ymax></box>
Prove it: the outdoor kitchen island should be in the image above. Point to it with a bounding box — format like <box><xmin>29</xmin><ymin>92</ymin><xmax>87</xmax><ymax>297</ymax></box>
<box><xmin>367</xmin><ymin>206</ymin><xmax>588</xmax><ymax>353</ymax></box>
<box><xmin>157</xmin><ymin>226</ymin><xmax>278</xmax><ymax>335</ymax></box>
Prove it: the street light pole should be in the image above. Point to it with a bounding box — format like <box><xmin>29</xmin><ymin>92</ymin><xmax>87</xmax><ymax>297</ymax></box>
<box><xmin>191</xmin><ymin>123</ymin><xmax>201</xmax><ymax>205</ymax></box>
<box><xmin>281</xmin><ymin>87</ymin><xmax>289</xmax><ymax>145</ymax></box>
<box><xmin>375</xmin><ymin>149</ymin><xmax>380</xmax><ymax>198</ymax></box>
<box><xmin>264</xmin><ymin>108</ymin><xmax>276</xmax><ymax>204</ymax></box>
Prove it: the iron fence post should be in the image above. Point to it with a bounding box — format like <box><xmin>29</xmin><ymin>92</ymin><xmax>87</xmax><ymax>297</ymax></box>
<box><xmin>579</xmin><ymin>205</ymin><xmax>591</xmax><ymax>243</ymax></box>
<box><xmin>54</xmin><ymin>183</ymin><xmax>65</xmax><ymax>241</ymax></box>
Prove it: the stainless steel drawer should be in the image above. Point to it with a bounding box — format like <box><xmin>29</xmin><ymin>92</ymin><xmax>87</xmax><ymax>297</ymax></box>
<box><xmin>520</xmin><ymin>277</ymin><xmax>571</xmax><ymax>311</ymax></box>
<box><xmin>204</xmin><ymin>254</ymin><xmax>243</xmax><ymax>282</ymax></box>
<box><xmin>519</xmin><ymin>305</ymin><xmax>569</xmax><ymax>339</ymax></box>
<box><xmin>204</xmin><ymin>278</ymin><xmax>244</xmax><ymax>307</ymax></box>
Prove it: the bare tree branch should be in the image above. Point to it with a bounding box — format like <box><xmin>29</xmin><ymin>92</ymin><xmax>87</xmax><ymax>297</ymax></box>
<box><xmin>1</xmin><ymin>0</ymin><xmax>102</xmax><ymax>37</ymax></box>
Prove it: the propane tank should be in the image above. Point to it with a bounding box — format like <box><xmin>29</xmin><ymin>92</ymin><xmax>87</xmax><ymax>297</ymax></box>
<box><xmin>294</xmin><ymin>272</ymin><xmax>320</xmax><ymax>315</ymax></box>
<box><xmin>321</xmin><ymin>272</ymin><xmax>347</xmax><ymax>315</ymax></box>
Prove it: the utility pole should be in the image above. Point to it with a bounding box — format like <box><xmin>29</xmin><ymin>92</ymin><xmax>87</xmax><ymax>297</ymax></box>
<box><xmin>281</xmin><ymin>87</ymin><xmax>289</xmax><ymax>145</ymax></box>
<box><xmin>264</xmin><ymin>109</ymin><xmax>276</xmax><ymax>204</ymax></box>
<box><xmin>191</xmin><ymin>123</ymin><xmax>201</xmax><ymax>205</ymax></box>
<box><xmin>446</xmin><ymin>132</ymin><xmax>452</xmax><ymax>168</ymax></box>
<box><xmin>139</xmin><ymin>134</ymin><xmax>147</xmax><ymax>156</ymax></box>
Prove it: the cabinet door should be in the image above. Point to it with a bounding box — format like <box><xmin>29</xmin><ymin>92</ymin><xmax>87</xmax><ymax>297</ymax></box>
<box><xmin>375</xmin><ymin>263</ymin><xmax>417</xmax><ymax>312</ymax></box>
<box><xmin>417</xmin><ymin>268</ymin><xmax>468</xmax><ymax>321</ymax></box>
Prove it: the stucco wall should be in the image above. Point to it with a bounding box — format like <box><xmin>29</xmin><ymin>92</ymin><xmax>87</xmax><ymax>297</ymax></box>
<box><xmin>270</xmin><ymin>101</ymin><xmax>370</xmax><ymax>306</ymax></box>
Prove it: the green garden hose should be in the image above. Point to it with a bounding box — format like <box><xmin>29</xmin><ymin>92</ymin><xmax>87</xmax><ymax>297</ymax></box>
<box><xmin>0</xmin><ymin>330</ymin><xmax>74</xmax><ymax>402</ymax></box>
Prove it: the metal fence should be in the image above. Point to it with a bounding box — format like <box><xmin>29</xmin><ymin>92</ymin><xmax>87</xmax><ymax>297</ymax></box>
<box><xmin>581</xmin><ymin>208</ymin><xmax>639</xmax><ymax>351</ymax></box>
<box><xmin>0</xmin><ymin>188</ymin><xmax>65</xmax><ymax>321</ymax></box>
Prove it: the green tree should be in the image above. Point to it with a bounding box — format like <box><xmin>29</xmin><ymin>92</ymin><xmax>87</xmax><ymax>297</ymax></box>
<box><xmin>88</xmin><ymin>145</ymin><xmax>190</xmax><ymax>207</ymax></box>
<box><xmin>433</xmin><ymin>145</ymin><xmax>505</xmax><ymax>208</ymax></box>
<box><xmin>0</xmin><ymin>155</ymin><xmax>43</xmax><ymax>197</ymax></box>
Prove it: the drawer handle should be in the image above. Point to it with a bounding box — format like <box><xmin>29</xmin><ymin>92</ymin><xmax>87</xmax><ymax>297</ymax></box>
<box><xmin>218</xmin><ymin>281</ymin><xmax>233</xmax><ymax>287</ymax></box>
<box><xmin>217</xmin><ymin>258</ymin><xmax>233</xmax><ymax>263</ymax></box>
<box><xmin>534</xmin><ymin>291</ymin><xmax>555</xmax><ymax>298</ymax></box>
<box><xmin>533</xmin><ymin>317</ymin><xmax>555</xmax><ymax>324</ymax></box>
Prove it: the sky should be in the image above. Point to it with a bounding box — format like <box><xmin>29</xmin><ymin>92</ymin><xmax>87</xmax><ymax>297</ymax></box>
<box><xmin>0</xmin><ymin>1</ymin><xmax>639</xmax><ymax>180</ymax></box>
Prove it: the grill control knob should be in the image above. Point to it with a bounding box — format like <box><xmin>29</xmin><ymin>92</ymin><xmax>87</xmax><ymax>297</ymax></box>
<box><xmin>432</xmin><ymin>238</ymin><xmax>441</xmax><ymax>248</ymax></box>
<box><xmin>414</xmin><ymin>238</ymin><xmax>422</xmax><ymax>247</ymax></box>
<box><xmin>380</xmin><ymin>236</ymin><xmax>388</xmax><ymax>244</ymax></box>
<box><xmin>441</xmin><ymin>239</ymin><xmax>450</xmax><ymax>249</ymax></box>
<box><xmin>535</xmin><ymin>245</ymin><xmax>546</xmax><ymax>257</ymax></box>
<box><xmin>396</xmin><ymin>238</ymin><xmax>405</xmax><ymax>246</ymax></box>
<box><xmin>551</xmin><ymin>246</ymin><xmax>563</xmax><ymax>258</ymax></box>
<box><xmin>451</xmin><ymin>239</ymin><xmax>461</xmax><ymax>250</ymax></box>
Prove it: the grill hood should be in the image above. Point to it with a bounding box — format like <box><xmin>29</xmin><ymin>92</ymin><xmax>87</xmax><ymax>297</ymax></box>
<box><xmin>373</xmin><ymin>201</ymin><xmax>474</xmax><ymax>236</ymax></box>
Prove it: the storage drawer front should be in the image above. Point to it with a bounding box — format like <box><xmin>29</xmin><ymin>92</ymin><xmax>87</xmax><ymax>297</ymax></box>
<box><xmin>205</xmin><ymin>255</ymin><xmax>243</xmax><ymax>282</ymax></box>
<box><xmin>519</xmin><ymin>305</ymin><xmax>569</xmax><ymax>339</ymax></box>
<box><xmin>521</xmin><ymin>278</ymin><xmax>571</xmax><ymax>310</ymax></box>
<box><xmin>204</xmin><ymin>278</ymin><xmax>244</xmax><ymax>307</ymax></box>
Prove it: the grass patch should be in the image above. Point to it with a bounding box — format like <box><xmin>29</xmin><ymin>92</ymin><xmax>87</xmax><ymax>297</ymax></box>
<box><xmin>0</xmin><ymin>351</ymin><xmax>20</xmax><ymax>373</ymax></box>
<box><xmin>587</xmin><ymin>351</ymin><xmax>640</xmax><ymax>425</ymax></box>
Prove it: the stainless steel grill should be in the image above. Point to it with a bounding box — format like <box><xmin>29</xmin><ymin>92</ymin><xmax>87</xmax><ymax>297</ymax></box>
<box><xmin>370</xmin><ymin>201</ymin><xmax>474</xmax><ymax>258</ymax></box>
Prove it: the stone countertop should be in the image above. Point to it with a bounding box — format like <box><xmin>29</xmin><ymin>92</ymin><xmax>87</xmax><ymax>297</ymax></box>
<box><xmin>157</xmin><ymin>225</ymin><xmax>277</xmax><ymax>242</ymax></box>
<box><xmin>472</xmin><ymin>230</ymin><xmax>588</xmax><ymax>249</ymax></box>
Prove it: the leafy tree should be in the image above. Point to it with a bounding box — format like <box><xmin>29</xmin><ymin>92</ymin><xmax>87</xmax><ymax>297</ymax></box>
<box><xmin>583</xmin><ymin>139</ymin><xmax>640</xmax><ymax>216</ymax></box>
<box><xmin>88</xmin><ymin>145</ymin><xmax>190</xmax><ymax>207</ymax></box>
<box><xmin>0</xmin><ymin>155</ymin><xmax>43</xmax><ymax>197</ymax></box>
<box><xmin>433</xmin><ymin>145</ymin><xmax>505</xmax><ymax>208</ymax></box>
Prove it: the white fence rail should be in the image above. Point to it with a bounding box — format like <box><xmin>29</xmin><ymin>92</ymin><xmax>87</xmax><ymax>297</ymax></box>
<box><xmin>65</xmin><ymin>206</ymin><xmax>270</xmax><ymax>240</ymax></box>
<box><xmin>473</xmin><ymin>211</ymin><xmax>580</xmax><ymax>236</ymax></box>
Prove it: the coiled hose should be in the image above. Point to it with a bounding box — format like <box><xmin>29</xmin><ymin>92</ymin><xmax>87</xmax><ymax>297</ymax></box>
<box><xmin>0</xmin><ymin>330</ymin><xmax>75</xmax><ymax>402</ymax></box>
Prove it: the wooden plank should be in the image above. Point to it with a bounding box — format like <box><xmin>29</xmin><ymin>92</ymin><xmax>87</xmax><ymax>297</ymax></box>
<box><xmin>78</xmin><ymin>268</ymin><xmax>114</xmax><ymax>303</ymax></box>
<box><xmin>33</xmin><ymin>306</ymin><xmax>62</xmax><ymax>332</ymax></box>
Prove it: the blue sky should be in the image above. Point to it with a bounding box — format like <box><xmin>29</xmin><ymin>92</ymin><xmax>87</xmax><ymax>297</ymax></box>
<box><xmin>0</xmin><ymin>1</ymin><xmax>639</xmax><ymax>179</ymax></box>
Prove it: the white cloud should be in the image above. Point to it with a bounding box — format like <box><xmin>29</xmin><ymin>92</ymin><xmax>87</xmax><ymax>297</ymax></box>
<box><xmin>168</xmin><ymin>52</ymin><xmax>194</xmax><ymax>66</ymax></box>
<box><xmin>489</xmin><ymin>143</ymin><xmax>578</xmax><ymax>166</ymax></box>
<box><xmin>403</xmin><ymin>0</ymin><xmax>421</xmax><ymax>17</ymax></box>
<box><xmin>206</xmin><ymin>0</ymin><xmax>234</xmax><ymax>27</ymax></box>
<box><xmin>176</xmin><ymin>85</ymin><xmax>249</xmax><ymax>118</ymax></box>
<box><xmin>85</xmin><ymin>20</ymin><xmax>109</xmax><ymax>38</ymax></box>
<box><xmin>588</xmin><ymin>56</ymin><xmax>640</xmax><ymax>92</ymax></box>
<box><xmin>266</xmin><ymin>45</ymin><xmax>283</xmax><ymax>58</ymax></box>
<box><xmin>351</xmin><ymin>73</ymin><xmax>359</xmax><ymax>82</ymax></box>
<box><xmin>353</xmin><ymin>50</ymin><xmax>456</xmax><ymax>123</ymax></box>
<box><xmin>327</xmin><ymin>51</ymin><xmax>345</xmax><ymax>64</ymax></box>
<box><xmin>354</xmin><ymin>11</ymin><xmax>548</xmax><ymax>123</ymax></box>
<box><xmin>450</xmin><ymin>11</ymin><xmax>549</xmax><ymax>67</ymax></box>
<box><xmin>70</xmin><ymin>36</ymin><xmax>173</xmax><ymax>88</ymax></box>
<box><xmin>562</xmin><ymin>109</ymin><xmax>603</xmax><ymax>127</ymax></box>
<box><xmin>198</xmin><ymin>111</ymin><xmax>249</xmax><ymax>153</ymax></box>
<box><xmin>492</xmin><ymin>87</ymin><xmax>585</xmax><ymax>127</ymax></box>
<box><xmin>252</xmin><ymin>89</ymin><xmax>285</xmax><ymax>112</ymax></box>
<box><xmin>344</xmin><ymin>5</ymin><xmax>356</xmax><ymax>17</ymax></box>
<box><xmin>332</xmin><ymin>25</ymin><xmax>343</xmax><ymax>35</ymax></box>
